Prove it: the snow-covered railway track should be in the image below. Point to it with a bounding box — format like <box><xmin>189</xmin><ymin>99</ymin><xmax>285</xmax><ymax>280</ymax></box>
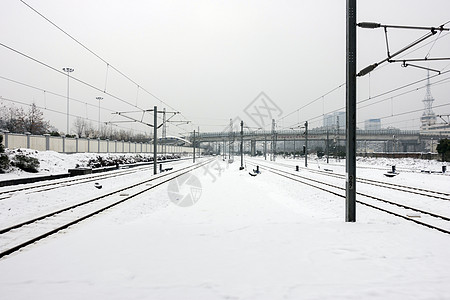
<box><xmin>0</xmin><ymin>159</ymin><xmax>213</xmax><ymax>259</ymax></box>
<box><xmin>247</xmin><ymin>161</ymin><xmax>450</xmax><ymax>235</ymax></box>
<box><xmin>252</xmin><ymin>159</ymin><xmax>450</xmax><ymax>201</ymax></box>
<box><xmin>304</xmin><ymin>160</ymin><xmax>442</xmax><ymax>174</ymax></box>
<box><xmin>0</xmin><ymin>157</ymin><xmax>190</xmax><ymax>198</ymax></box>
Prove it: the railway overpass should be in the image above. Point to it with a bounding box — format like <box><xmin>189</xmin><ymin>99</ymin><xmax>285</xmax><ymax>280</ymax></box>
<box><xmin>184</xmin><ymin>129</ymin><xmax>449</xmax><ymax>154</ymax></box>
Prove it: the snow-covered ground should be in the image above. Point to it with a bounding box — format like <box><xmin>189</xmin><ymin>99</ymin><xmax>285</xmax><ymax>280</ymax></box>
<box><xmin>0</xmin><ymin>152</ymin><xmax>449</xmax><ymax>299</ymax></box>
<box><xmin>0</xmin><ymin>149</ymin><xmax>185</xmax><ymax>180</ymax></box>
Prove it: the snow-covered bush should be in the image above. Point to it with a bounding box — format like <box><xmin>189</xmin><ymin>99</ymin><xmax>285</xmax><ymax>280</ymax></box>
<box><xmin>11</xmin><ymin>154</ymin><xmax>40</xmax><ymax>173</ymax></box>
<box><xmin>0</xmin><ymin>135</ymin><xmax>10</xmax><ymax>173</ymax></box>
<box><xmin>0</xmin><ymin>135</ymin><xmax>4</xmax><ymax>153</ymax></box>
<box><xmin>0</xmin><ymin>154</ymin><xmax>9</xmax><ymax>173</ymax></box>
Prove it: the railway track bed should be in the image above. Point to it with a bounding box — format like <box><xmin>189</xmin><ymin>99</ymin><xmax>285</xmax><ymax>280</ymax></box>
<box><xmin>247</xmin><ymin>158</ymin><xmax>450</xmax><ymax>235</ymax></box>
<box><xmin>0</xmin><ymin>158</ymin><xmax>213</xmax><ymax>258</ymax></box>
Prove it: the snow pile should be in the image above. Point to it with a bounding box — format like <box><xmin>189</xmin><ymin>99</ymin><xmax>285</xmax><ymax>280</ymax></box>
<box><xmin>356</xmin><ymin>156</ymin><xmax>447</xmax><ymax>172</ymax></box>
<box><xmin>0</xmin><ymin>148</ymin><xmax>181</xmax><ymax>180</ymax></box>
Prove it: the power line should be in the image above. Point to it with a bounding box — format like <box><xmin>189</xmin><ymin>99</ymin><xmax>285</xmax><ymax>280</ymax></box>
<box><xmin>358</xmin><ymin>75</ymin><xmax>450</xmax><ymax>111</ymax></box>
<box><xmin>280</xmin><ymin>30</ymin><xmax>450</xmax><ymax>129</ymax></box>
<box><xmin>277</xmin><ymin>83</ymin><xmax>346</xmax><ymax>123</ymax></box>
<box><xmin>19</xmin><ymin>0</ymin><xmax>184</xmax><ymax>118</ymax></box>
<box><xmin>286</xmin><ymin>69</ymin><xmax>450</xmax><ymax>130</ymax></box>
<box><xmin>0</xmin><ymin>95</ymin><xmax>148</xmax><ymax>135</ymax></box>
<box><xmin>0</xmin><ymin>41</ymin><xmax>143</xmax><ymax>111</ymax></box>
<box><xmin>358</xmin><ymin>69</ymin><xmax>450</xmax><ymax>105</ymax></box>
<box><xmin>374</xmin><ymin>102</ymin><xmax>450</xmax><ymax>123</ymax></box>
<box><xmin>0</xmin><ymin>74</ymin><xmax>116</xmax><ymax>113</ymax></box>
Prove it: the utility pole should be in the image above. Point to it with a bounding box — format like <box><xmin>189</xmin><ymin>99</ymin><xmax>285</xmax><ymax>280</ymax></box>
<box><xmin>63</xmin><ymin>67</ymin><xmax>74</xmax><ymax>135</ymax></box>
<box><xmin>193</xmin><ymin>130</ymin><xmax>196</xmax><ymax>163</ymax></box>
<box><xmin>305</xmin><ymin>121</ymin><xmax>308</xmax><ymax>167</ymax></box>
<box><xmin>109</xmin><ymin>106</ymin><xmax>179</xmax><ymax>175</ymax></box>
<box><xmin>240</xmin><ymin>120</ymin><xmax>244</xmax><ymax>170</ymax></box>
<box><xmin>228</xmin><ymin>118</ymin><xmax>233</xmax><ymax>160</ymax></box>
<box><xmin>223</xmin><ymin>138</ymin><xmax>226</xmax><ymax>160</ymax></box>
<box><xmin>264</xmin><ymin>135</ymin><xmax>267</xmax><ymax>160</ymax></box>
<box><xmin>271</xmin><ymin>119</ymin><xmax>276</xmax><ymax>161</ymax></box>
<box><xmin>293</xmin><ymin>138</ymin><xmax>296</xmax><ymax>159</ymax></box>
<box><xmin>153</xmin><ymin>105</ymin><xmax>158</xmax><ymax>175</ymax></box>
<box><xmin>346</xmin><ymin>0</ymin><xmax>357</xmax><ymax>222</ymax></box>
<box><xmin>326</xmin><ymin>127</ymin><xmax>329</xmax><ymax>164</ymax></box>
<box><xmin>96</xmin><ymin>96</ymin><xmax>103</xmax><ymax>134</ymax></box>
<box><xmin>162</xmin><ymin>108</ymin><xmax>167</xmax><ymax>156</ymax></box>
<box><xmin>337</xmin><ymin>116</ymin><xmax>340</xmax><ymax>161</ymax></box>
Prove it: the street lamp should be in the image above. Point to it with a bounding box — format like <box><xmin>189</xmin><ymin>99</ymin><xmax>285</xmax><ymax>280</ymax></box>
<box><xmin>96</xmin><ymin>96</ymin><xmax>103</xmax><ymax>134</ymax></box>
<box><xmin>63</xmin><ymin>67</ymin><xmax>74</xmax><ymax>135</ymax></box>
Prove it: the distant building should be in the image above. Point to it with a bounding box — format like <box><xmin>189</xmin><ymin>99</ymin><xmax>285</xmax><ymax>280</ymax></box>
<box><xmin>323</xmin><ymin>111</ymin><xmax>346</xmax><ymax>129</ymax></box>
<box><xmin>420</xmin><ymin>122</ymin><xmax>450</xmax><ymax>135</ymax></box>
<box><xmin>364</xmin><ymin>119</ymin><xmax>381</xmax><ymax>130</ymax></box>
<box><xmin>420</xmin><ymin>73</ymin><xmax>437</xmax><ymax>130</ymax></box>
<box><xmin>419</xmin><ymin>73</ymin><xmax>450</xmax><ymax>134</ymax></box>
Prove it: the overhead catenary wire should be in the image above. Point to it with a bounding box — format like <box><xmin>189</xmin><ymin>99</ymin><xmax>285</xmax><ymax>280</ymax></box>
<box><xmin>0</xmin><ymin>75</ymin><xmax>116</xmax><ymax>113</ymax></box>
<box><xmin>275</xmin><ymin>22</ymin><xmax>450</xmax><ymax>131</ymax></box>
<box><xmin>358</xmin><ymin>75</ymin><xmax>450</xmax><ymax>111</ymax></box>
<box><xmin>284</xmin><ymin>71</ymin><xmax>450</xmax><ymax>130</ymax></box>
<box><xmin>0</xmin><ymin>95</ymin><xmax>148</xmax><ymax>135</ymax></box>
<box><xmin>373</xmin><ymin>102</ymin><xmax>450</xmax><ymax>123</ymax></box>
<box><xmin>19</xmin><ymin>0</ymin><xmax>186</xmax><ymax>120</ymax></box>
<box><xmin>277</xmin><ymin>83</ymin><xmax>346</xmax><ymax>123</ymax></box>
<box><xmin>8</xmin><ymin>3</ymin><xmax>450</xmax><ymax>134</ymax></box>
<box><xmin>0</xmin><ymin>41</ymin><xmax>143</xmax><ymax>111</ymax></box>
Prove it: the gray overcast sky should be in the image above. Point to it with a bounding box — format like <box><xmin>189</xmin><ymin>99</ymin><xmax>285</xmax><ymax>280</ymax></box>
<box><xmin>1</xmin><ymin>0</ymin><xmax>449</xmax><ymax>136</ymax></box>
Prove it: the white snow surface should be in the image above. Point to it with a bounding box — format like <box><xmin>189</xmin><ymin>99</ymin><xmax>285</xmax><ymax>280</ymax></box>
<box><xmin>0</xmin><ymin>152</ymin><xmax>449</xmax><ymax>300</ymax></box>
<box><xmin>1</xmin><ymin>149</ymin><xmax>165</xmax><ymax>180</ymax></box>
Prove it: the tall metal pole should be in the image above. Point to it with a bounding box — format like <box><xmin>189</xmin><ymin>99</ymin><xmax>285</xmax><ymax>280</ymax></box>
<box><xmin>96</xmin><ymin>96</ymin><xmax>103</xmax><ymax>134</ymax></box>
<box><xmin>162</xmin><ymin>108</ymin><xmax>166</xmax><ymax>156</ymax></box>
<box><xmin>346</xmin><ymin>0</ymin><xmax>357</xmax><ymax>222</ymax></box>
<box><xmin>63</xmin><ymin>67</ymin><xmax>74</xmax><ymax>135</ymax></box>
<box><xmin>337</xmin><ymin>116</ymin><xmax>340</xmax><ymax>161</ymax></box>
<box><xmin>240</xmin><ymin>120</ymin><xmax>244</xmax><ymax>170</ymax></box>
<box><xmin>326</xmin><ymin>127</ymin><xmax>329</xmax><ymax>164</ymax></box>
<box><xmin>293</xmin><ymin>138</ymin><xmax>296</xmax><ymax>159</ymax></box>
<box><xmin>67</xmin><ymin>73</ymin><xmax>70</xmax><ymax>134</ymax></box>
<box><xmin>193</xmin><ymin>130</ymin><xmax>196</xmax><ymax>163</ymax></box>
<box><xmin>229</xmin><ymin>118</ymin><xmax>233</xmax><ymax>160</ymax></box>
<box><xmin>305</xmin><ymin>121</ymin><xmax>308</xmax><ymax>167</ymax></box>
<box><xmin>153</xmin><ymin>106</ymin><xmax>158</xmax><ymax>175</ymax></box>
<box><xmin>264</xmin><ymin>135</ymin><xmax>267</xmax><ymax>160</ymax></box>
<box><xmin>271</xmin><ymin>119</ymin><xmax>276</xmax><ymax>161</ymax></box>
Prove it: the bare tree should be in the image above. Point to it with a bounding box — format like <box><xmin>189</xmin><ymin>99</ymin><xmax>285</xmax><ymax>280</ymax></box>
<box><xmin>84</xmin><ymin>121</ymin><xmax>96</xmax><ymax>138</ymax></box>
<box><xmin>0</xmin><ymin>103</ymin><xmax>25</xmax><ymax>133</ymax></box>
<box><xmin>73</xmin><ymin>117</ymin><xmax>87</xmax><ymax>137</ymax></box>
<box><xmin>99</xmin><ymin>123</ymin><xmax>111</xmax><ymax>139</ymax></box>
<box><xmin>24</xmin><ymin>103</ymin><xmax>50</xmax><ymax>135</ymax></box>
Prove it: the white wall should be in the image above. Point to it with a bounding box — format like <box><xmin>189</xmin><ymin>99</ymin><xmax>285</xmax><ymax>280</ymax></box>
<box><xmin>0</xmin><ymin>132</ymin><xmax>194</xmax><ymax>154</ymax></box>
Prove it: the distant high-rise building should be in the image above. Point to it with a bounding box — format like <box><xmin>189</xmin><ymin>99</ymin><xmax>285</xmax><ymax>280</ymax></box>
<box><xmin>323</xmin><ymin>111</ymin><xmax>346</xmax><ymax>129</ymax></box>
<box><xmin>364</xmin><ymin>119</ymin><xmax>381</xmax><ymax>130</ymax></box>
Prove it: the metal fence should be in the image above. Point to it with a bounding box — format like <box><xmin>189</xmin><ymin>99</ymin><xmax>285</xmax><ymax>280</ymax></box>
<box><xmin>1</xmin><ymin>132</ymin><xmax>193</xmax><ymax>155</ymax></box>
